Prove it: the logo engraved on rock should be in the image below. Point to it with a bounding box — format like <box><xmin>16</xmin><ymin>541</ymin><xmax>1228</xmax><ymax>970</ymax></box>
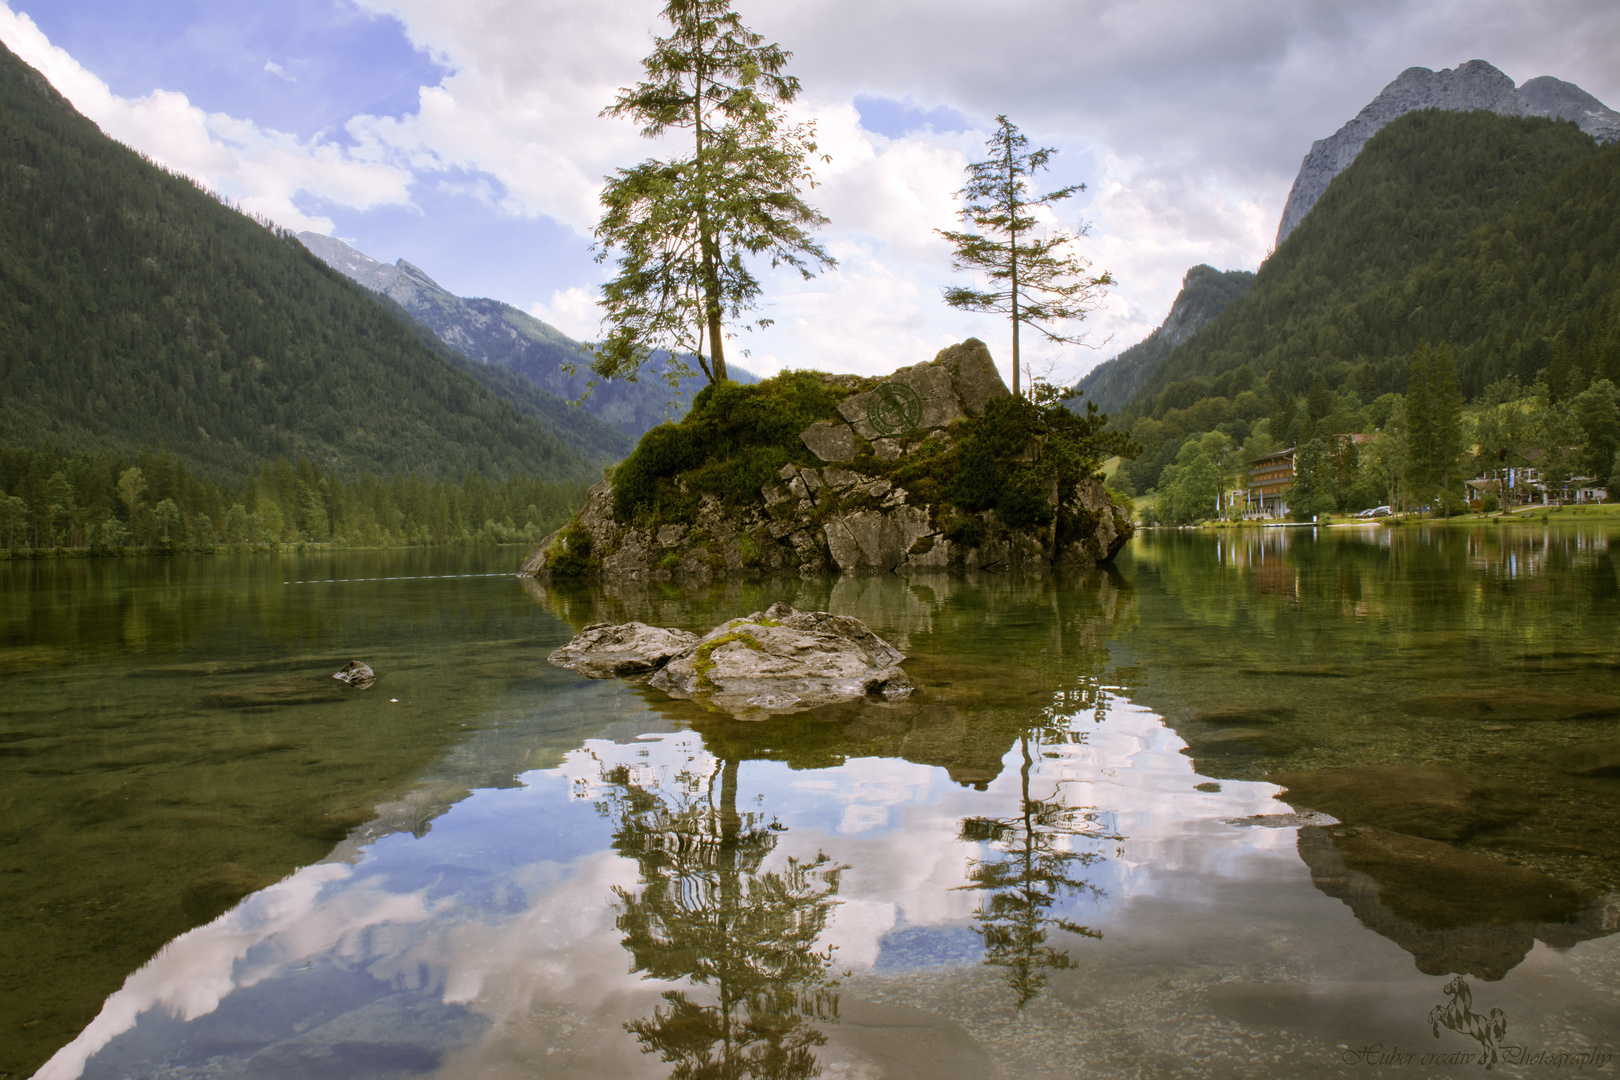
<box><xmin>867</xmin><ymin>382</ymin><xmax>924</xmax><ymax>437</ymax></box>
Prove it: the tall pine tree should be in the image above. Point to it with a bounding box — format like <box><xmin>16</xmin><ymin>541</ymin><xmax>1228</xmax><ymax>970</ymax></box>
<box><xmin>1405</xmin><ymin>342</ymin><xmax>1465</xmax><ymax>513</ymax></box>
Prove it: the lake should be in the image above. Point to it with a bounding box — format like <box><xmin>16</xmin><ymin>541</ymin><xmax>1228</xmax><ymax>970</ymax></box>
<box><xmin>3</xmin><ymin>527</ymin><xmax>1618</xmax><ymax>1079</ymax></box>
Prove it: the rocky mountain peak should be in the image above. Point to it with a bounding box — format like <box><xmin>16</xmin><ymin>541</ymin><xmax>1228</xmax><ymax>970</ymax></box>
<box><xmin>1275</xmin><ymin>60</ymin><xmax>1620</xmax><ymax>247</ymax></box>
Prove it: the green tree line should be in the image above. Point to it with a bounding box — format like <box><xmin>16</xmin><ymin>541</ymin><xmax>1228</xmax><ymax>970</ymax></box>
<box><xmin>1137</xmin><ymin>342</ymin><xmax>1620</xmax><ymax>524</ymax></box>
<box><xmin>0</xmin><ymin>443</ymin><xmax>585</xmax><ymax>553</ymax></box>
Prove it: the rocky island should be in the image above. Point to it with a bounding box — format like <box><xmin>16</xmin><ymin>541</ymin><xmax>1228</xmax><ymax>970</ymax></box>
<box><xmin>520</xmin><ymin>339</ymin><xmax>1134</xmax><ymax>582</ymax></box>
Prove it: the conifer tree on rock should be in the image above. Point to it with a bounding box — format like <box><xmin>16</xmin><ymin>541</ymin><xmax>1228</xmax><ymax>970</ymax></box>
<box><xmin>939</xmin><ymin>116</ymin><xmax>1112</xmax><ymax>398</ymax></box>
<box><xmin>589</xmin><ymin>0</ymin><xmax>834</xmax><ymax>390</ymax></box>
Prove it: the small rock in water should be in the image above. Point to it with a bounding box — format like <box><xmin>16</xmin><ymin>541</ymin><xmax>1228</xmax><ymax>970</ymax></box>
<box><xmin>332</xmin><ymin>661</ymin><xmax>376</xmax><ymax>689</ymax></box>
<box><xmin>649</xmin><ymin>601</ymin><xmax>912</xmax><ymax>719</ymax></box>
<box><xmin>548</xmin><ymin>622</ymin><xmax>700</xmax><ymax>679</ymax></box>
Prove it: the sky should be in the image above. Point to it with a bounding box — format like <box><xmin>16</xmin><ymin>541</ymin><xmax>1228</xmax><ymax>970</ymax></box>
<box><xmin>4</xmin><ymin>0</ymin><xmax>1619</xmax><ymax>387</ymax></box>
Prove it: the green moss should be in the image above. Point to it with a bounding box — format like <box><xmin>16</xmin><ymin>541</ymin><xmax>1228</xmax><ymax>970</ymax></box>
<box><xmin>544</xmin><ymin>521</ymin><xmax>599</xmax><ymax>577</ymax></box>
<box><xmin>611</xmin><ymin>371</ymin><xmax>853</xmax><ymax>524</ymax></box>
<box><xmin>941</xmin><ymin>514</ymin><xmax>985</xmax><ymax>549</ymax></box>
<box><xmin>690</xmin><ymin>629</ymin><xmax>766</xmax><ymax>689</ymax></box>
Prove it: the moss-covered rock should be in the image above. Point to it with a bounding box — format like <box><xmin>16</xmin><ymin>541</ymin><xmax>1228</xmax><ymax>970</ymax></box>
<box><xmin>521</xmin><ymin>340</ymin><xmax>1135</xmax><ymax>581</ymax></box>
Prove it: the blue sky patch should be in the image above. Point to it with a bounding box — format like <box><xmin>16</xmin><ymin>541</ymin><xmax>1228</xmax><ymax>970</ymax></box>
<box><xmin>20</xmin><ymin>0</ymin><xmax>442</xmax><ymax>139</ymax></box>
<box><xmin>854</xmin><ymin>94</ymin><xmax>972</xmax><ymax>139</ymax></box>
<box><xmin>306</xmin><ymin>175</ymin><xmax>600</xmax><ymax>312</ymax></box>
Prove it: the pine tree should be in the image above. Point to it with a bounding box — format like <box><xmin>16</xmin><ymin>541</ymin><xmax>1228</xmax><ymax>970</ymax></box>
<box><xmin>1405</xmin><ymin>342</ymin><xmax>1465</xmax><ymax>513</ymax></box>
<box><xmin>590</xmin><ymin>0</ymin><xmax>834</xmax><ymax>389</ymax></box>
<box><xmin>939</xmin><ymin>116</ymin><xmax>1112</xmax><ymax>398</ymax></box>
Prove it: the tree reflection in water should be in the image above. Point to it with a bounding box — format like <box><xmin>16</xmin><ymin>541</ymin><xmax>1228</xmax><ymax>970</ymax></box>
<box><xmin>596</xmin><ymin>755</ymin><xmax>844</xmax><ymax>1079</ymax></box>
<box><xmin>958</xmin><ymin>716</ymin><xmax>1119</xmax><ymax>1008</ymax></box>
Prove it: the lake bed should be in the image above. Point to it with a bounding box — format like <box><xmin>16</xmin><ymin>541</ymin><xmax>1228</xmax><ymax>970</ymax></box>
<box><xmin>4</xmin><ymin>528</ymin><xmax>1618</xmax><ymax>1079</ymax></box>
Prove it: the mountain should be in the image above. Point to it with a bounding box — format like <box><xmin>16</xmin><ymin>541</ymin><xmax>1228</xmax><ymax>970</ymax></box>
<box><xmin>296</xmin><ymin>232</ymin><xmax>756</xmax><ymax>440</ymax></box>
<box><xmin>0</xmin><ymin>41</ymin><xmax>602</xmax><ymax>484</ymax></box>
<box><xmin>1075</xmin><ymin>265</ymin><xmax>1254</xmax><ymax>415</ymax></box>
<box><xmin>1126</xmin><ymin>108</ymin><xmax>1606</xmax><ymax>421</ymax></box>
<box><xmin>1276</xmin><ymin>59</ymin><xmax>1620</xmax><ymax>246</ymax></box>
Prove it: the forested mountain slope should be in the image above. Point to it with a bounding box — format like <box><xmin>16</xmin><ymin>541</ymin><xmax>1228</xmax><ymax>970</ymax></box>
<box><xmin>1076</xmin><ymin>265</ymin><xmax>1254</xmax><ymax>415</ymax></box>
<box><xmin>1275</xmin><ymin>60</ymin><xmax>1619</xmax><ymax>246</ymax></box>
<box><xmin>297</xmin><ymin>233</ymin><xmax>756</xmax><ymax>440</ymax></box>
<box><xmin>0</xmin><ymin>41</ymin><xmax>598</xmax><ymax>484</ymax></box>
<box><xmin>1124</xmin><ymin>109</ymin><xmax>1606</xmax><ymax>423</ymax></box>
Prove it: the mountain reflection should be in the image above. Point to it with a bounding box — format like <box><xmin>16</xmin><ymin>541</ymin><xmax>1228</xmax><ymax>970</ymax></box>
<box><xmin>596</xmin><ymin>754</ymin><xmax>843</xmax><ymax>1079</ymax></box>
<box><xmin>1127</xmin><ymin>524</ymin><xmax>1620</xmax><ymax>980</ymax></box>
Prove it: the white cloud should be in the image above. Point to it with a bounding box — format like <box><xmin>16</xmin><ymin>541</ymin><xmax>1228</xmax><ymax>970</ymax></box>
<box><xmin>263</xmin><ymin>60</ymin><xmax>295</xmax><ymax>83</ymax></box>
<box><xmin>0</xmin><ymin>4</ymin><xmax>413</xmax><ymax>232</ymax></box>
<box><xmin>528</xmin><ymin>286</ymin><xmax>600</xmax><ymax>341</ymax></box>
<box><xmin>9</xmin><ymin>0</ymin><xmax>1620</xmax><ymax>378</ymax></box>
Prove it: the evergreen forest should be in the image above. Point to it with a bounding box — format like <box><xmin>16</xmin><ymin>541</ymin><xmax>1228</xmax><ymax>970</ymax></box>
<box><xmin>1109</xmin><ymin>108</ymin><xmax>1620</xmax><ymax>521</ymax></box>
<box><xmin>0</xmin><ymin>443</ymin><xmax>584</xmax><ymax>553</ymax></box>
<box><xmin>0</xmin><ymin>41</ymin><xmax>603</xmax><ymax>492</ymax></box>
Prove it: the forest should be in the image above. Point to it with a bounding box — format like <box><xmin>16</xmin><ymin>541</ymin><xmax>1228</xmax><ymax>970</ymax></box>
<box><xmin>1123</xmin><ymin>110</ymin><xmax>1616</xmax><ymax>421</ymax></box>
<box><xmin>1106</xmin><ymin>109</ymin><xmax>1620</xmax><ymax>522</ymax></box>
<box><xmin>0</xmin><ymin>41</ymin><xmax>601</xmax><ymax>487</ymax></box>
<box><xmin>0</xmin><ymin>443</ymin><xmax>586</xmax><ymax>554</ymax></box>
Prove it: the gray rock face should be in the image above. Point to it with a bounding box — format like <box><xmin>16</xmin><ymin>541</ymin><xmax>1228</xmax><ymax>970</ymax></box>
<box><xmin>800</xmin><ymin>419</ymin><xmax>857</xmax><ymax>463</ymax></box>
<box><xmin>1276</xmin><ymin>60</ymin><xmax>1620</xmax><ymax>246</ymax></box>
<box><xmin>520</xmin><ymin>340</ymin><xmax>1133</xmax><ymax>582</ymax></box>
<box><xmin>646</xmin><ymin>602</ymin><xmax>912</xmax><ymax>719</ymax></box>
<box><xmin>547</xmin><ymin>622</ymin><xmax>699</xmax><ymax>679</ymax></box>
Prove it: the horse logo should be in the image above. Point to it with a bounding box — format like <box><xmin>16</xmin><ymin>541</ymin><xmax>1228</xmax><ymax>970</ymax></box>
<box><xmin>866</xmin><ymin>381</ymin><xmax>923</xmax><ymax>437</ymax></box>
<box><xmin>1429</xmin><ymin>976</ymin><xmax>1508</xmax><ymax>1069</ymax></box>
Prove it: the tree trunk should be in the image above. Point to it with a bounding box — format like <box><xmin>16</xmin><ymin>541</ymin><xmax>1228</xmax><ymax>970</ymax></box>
<box><xmin>703</xmin><ymin>238</ymin><xmax>727</xmax><ymax>384</ymax></box>
<box><xmin>1008</xmin><ymin>146</ymin><xmax>1020</xmax><ymax>400</ymax></box>
<box><xmin>693</xmin><ymin>54</ymin><xmax>727</xmax><ymax>385</ymax></box>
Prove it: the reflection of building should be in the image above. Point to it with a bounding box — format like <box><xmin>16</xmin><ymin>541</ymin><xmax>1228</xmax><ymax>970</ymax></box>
<box><xmin>1247</xmin><ymin>448</ymin><xmax>1295</xmax><ymax>518</ymax></box>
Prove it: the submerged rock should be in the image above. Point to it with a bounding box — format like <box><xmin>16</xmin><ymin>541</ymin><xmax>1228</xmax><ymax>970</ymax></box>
<box><xmin>1549</xmin><ymin>738</ymin><xmax>1620</xmax><ymax>777</ymax></box>
<box><xmin>547</xmin><ymin>622</ymin><xmax>699</xmax><ymax>679</ymax></box>
<box><xmin>1273</xmin><ymin>766</ymin><xmax>1534</xmax><ymax>842</ymax></box>
<box><xmin>1183</xmin><ymin>726</ymin><xmax>1301</xmax><ymax>757</ymax></box>
<box><xmin>1189</xmin><ymin>705</ymin><xmax>1297</xmax><ymax>726</ymax></box>
<box><xmin>647</xmin><ymin>602</ymin><xmax>912</xmax><ymax>720</ymax></box>
<box><xmin>1401</xmin><ymin>689</ymin><xmax>1620</xmax><ymax>722</ymax></box>
<box><xmin>331</xmin><ymin>661</ymin><xmax>376</xmax><ymax>689</ymax></box>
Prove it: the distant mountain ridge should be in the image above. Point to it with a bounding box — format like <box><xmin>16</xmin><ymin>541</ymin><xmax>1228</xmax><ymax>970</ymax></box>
<box><xmin>297</xmin><ymin>233</ymin><xmax>756</xmax><ymax>440</ymax></box>
<box><xmin>1075</xmin><ymin>265</ymin><xmax>1255</xmax><ymax>415</ymax></box>
<box><xmin>1126</xmin><ymin>108</ymin><xmax>1612</xmax><ymax>423</ymax></box>
<box><xmin>1276</xmin><ymin>59</ymin><xmax>1620</xmax><ymax>246</ymax></box>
